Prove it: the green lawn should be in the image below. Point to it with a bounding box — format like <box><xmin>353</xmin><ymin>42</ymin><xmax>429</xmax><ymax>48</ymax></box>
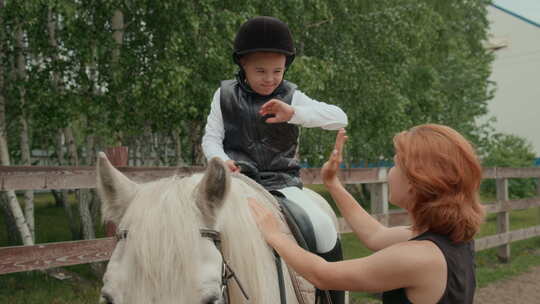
<box><xmin>1</xmin><ymin>191</ymin><xmax>539</xmax><ymax>303</ymax></box>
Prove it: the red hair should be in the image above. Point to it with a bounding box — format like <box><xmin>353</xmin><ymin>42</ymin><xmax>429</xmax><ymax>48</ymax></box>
<box><xmin>393</xmin><ymin>124</ymin><xmax>485</xmax><ymax>243</ymax></box>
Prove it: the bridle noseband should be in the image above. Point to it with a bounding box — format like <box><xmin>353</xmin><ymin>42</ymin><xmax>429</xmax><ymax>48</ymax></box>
<box><xmin>116</xmin><ymin>229</ymin><xmax>249</xmax><ymax>303</ymax></box>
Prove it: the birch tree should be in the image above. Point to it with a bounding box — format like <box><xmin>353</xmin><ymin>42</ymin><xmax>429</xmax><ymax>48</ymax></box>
<box><xmin>0</xmin><ymin>0</ymin><xmax>34</xmax><ymax>245</ymax></box>
<box><xmin>0</xmin><ymin>0</ymin><xmax>22</xmax><ymax>245</ymax></box>
<box><xmin>14</xmin><ymin>12</ymin><xmax>36</xmax><ymax>242</ymax></box>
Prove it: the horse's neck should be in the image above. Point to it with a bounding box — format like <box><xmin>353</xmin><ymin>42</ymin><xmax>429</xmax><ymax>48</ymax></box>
<box><xmin>221</xmin><ymin>177</ymin><xmax>301</xmax><ymax>304</ymax></box>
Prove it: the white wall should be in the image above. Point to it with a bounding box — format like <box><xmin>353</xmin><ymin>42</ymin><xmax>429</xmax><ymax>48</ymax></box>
<box><xmin>481</xmin><ymin>6</ymin><xmax>540</xmax><ymax>155</ymax></box>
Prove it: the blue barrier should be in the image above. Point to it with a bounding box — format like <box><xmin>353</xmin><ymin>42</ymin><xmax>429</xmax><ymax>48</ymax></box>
<box><xmin>300</xmin><ymin>161</ymin><xmax>394</xmax><ymax>169</ymax></box>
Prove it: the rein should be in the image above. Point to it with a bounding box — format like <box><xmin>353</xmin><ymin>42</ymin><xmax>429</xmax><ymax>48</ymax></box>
<box><xmin>199</xmin><ymin>229</ymin><xmax>250</xmax><ymax>302</ymax></box>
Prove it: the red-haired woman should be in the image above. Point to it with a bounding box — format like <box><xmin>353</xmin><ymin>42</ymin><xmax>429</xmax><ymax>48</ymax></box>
<box><xmin>249</xmin><ymin>124</ymin><xmax>485</xmax><ymax>304</ymax></box>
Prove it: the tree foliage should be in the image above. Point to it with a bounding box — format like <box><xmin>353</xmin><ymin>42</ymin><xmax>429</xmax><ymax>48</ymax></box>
<box><xmin>0</xmin><ymin>0</ymin><xmax>495</xmax><ymax>167</ymax></box>
<box><xmin>481</xmin><ymin>134</ymin><xmax>537</xmax><ymax>199</ymax></box>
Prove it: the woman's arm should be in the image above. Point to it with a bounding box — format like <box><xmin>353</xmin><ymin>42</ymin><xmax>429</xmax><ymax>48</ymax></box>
<box><xmin>322</xmin><ymin>129</ymin><xmax>412</xmax><ymax>251</ymax></box>
<box><xmin>249</xmin><ymin>198</ymin><xmax>445</xmax><ymax>293</ymax></box>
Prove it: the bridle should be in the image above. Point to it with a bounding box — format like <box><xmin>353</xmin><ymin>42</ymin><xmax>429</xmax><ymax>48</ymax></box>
<box><xmin>199</xmin><ymin>228</ymin><xmax>250</xmax><ymax>303</ymax></box>
<box><xmin>115</xmin><ymin>229</ymin><xmax>249</xmax><ymax>303</ymax></box>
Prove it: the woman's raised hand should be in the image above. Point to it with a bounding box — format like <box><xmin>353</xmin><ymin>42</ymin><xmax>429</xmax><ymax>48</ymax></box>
<box><xmin>321</xmin><ymin>128</ymin><xmax>348</xmax><ymax>187</ymax></box>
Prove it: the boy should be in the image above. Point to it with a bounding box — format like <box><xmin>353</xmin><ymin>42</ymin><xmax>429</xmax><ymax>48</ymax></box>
<box><xmin>202</xmin><ymin>16</ymin><xmax>347</xmax><ymax>191</ymax></box>
<box><xmin>202</xmin><ymin>17</ymin><xmax>347</xmax><ymax>303</ymax></box>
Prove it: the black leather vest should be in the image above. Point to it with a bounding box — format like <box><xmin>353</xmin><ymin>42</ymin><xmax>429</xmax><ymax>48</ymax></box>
<box><xmin>220</xmin><ymin>77</ymin><xmax>302</xmax><ymax>190</ymax></box>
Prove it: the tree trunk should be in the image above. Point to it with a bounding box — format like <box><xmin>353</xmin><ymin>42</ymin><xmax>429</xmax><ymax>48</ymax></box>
<box><xmin>0</xmin><ymin>194</ymin><xmax>21</xmax><ymax>245</ymax></box>
<box><xmin>111</xmin><ymin>9</ymin><xmax>124</xmax><ymax>68</ymax></box>
<box><xmin>0</xmin><ymin>0</ymin><xmax>9</xmax><ymax>166</ymax></box>
<box><xmin>54</xmin><ymin>130</ymin><xmax>79</xmax><ymax>239</ymax></box>
<box><xmin>190</xmin><ymin>122</ymin><xmax>205</xmax><ymax>165</ymax></box>
<box><xmin>111</xmin><ymin>9</ymin><xmax>125</xmax><ymax>146</ymax></box>
<box><xmin>4</xmin><ymin>191</ymin><xmax>33</xmax><ymax>245</ymax></box>
<box><xmin>14</xmin><ymin>21</ymin><xmax>35</xmax><ymax>244</ymax></box>
<box><xmin>64</xmin><ymin>127</ymin><xmax>79</xmax><ymax>165</ymax></box>
<box><xmin>47</xmin><ymin>9</ymin><xmax>86</xmax><ymax>241</ymax></box>
<box><xmin>63</xmin><ymin>128</ymin><xmax>97</xmax><ymax>242</ymax></box>
<box><xmin>156</xmin><ymin>133</ymin><xmax>167</xmax><ymax>166</ymax></box>
<box><xmin>77</xmin><ymin>190</ymin><xmax>95</xmax><ymax>240</ymax></box>
<box><xmin>133</xmin><ymin>140</ymin><xmax>141</xmax><ymax>166</ymax></box>
<box><xmin>142</xmin><ymin>123</ymin><xmax>156</xmax><ymax>165</ymax></box>
<box><xmin>172</xmin><ymin>128</ymin><xmax>185</xmax><ymax>166</ymax></box>
<box><xmin>0</xmin><ymin>0</ymin><xmax>20</xmax><ymax>245</ymax></box>
<box><xmin>61</xmin><ymin>120</ymin><xmax>97</xmax><ymax>245</ymax></box>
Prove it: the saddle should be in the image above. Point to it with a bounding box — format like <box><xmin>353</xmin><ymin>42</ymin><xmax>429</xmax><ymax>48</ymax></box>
<box><xmin>237</xmin><ymin>161</ymin><xmax>345</xmax><ymax>304</ymax></box>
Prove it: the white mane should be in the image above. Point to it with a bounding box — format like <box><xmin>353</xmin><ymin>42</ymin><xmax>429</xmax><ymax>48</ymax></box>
<box><xmin>117</xmin><ymin>176</ymin><xmax>203</xmax><ymax>303</ymax></box>
<box><xmin>217</xmin><ymin>173</ymin><xmax>298</xmax><ymax>303</ymax></box>
<box><xmin>115</xmin><ymin>173</ymin><xmax>298</xmax><ymax>304</ymax></box>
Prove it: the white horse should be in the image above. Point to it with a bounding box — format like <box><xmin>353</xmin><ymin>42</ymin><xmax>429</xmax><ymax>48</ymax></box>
<box><xmin>96</xmin><ymin>153</ymin><xmax>339</xmax><ymax>304</ymax></box>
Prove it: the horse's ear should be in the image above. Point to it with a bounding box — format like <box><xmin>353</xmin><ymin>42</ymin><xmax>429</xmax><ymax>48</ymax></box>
<box><xmin>196</xmin><ymin>157</ymin><xmax>231</xmax><ymax>227</ymax></box>
<box><xmin>96</xmin><ymin>152</ymin><xmax>138</xmax><ymax>225</ymax></box>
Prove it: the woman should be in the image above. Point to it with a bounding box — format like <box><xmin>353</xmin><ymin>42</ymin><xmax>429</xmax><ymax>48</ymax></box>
<box><xmin>249</xmin><ymin>124</ymin><xmax>485</xmax><ymax>303</ymax></box>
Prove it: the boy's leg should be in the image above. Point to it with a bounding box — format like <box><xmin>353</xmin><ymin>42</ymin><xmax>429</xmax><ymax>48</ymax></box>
<box><xmin>318</xmin><ymin>238</ymin><xmax>345</xmax><ymax>304</ymax></box>
<box><xmin>276</xmin><ymin>187</ymin><xmax>345</xmax><ymax>304</ymax></box>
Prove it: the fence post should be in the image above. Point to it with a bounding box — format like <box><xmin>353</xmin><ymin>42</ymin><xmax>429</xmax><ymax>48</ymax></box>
<box><xmin>104</xmin><ymin>147</ymin><xmax>129</xmax><ymax>237</ymax></box>
<box><xmin>370</xmin><ymin>167</ymin><xmax>389</xmax><ymax>226</ymax></box>
<box><xmin>537</xmin><ymin>178</ymin><xmax>540</xmax><ymax>225</ymax></box>
<box><xmin>496</xmin><ymin>177</ymin><xmax>510</xmax><ymax>263</ymax></box>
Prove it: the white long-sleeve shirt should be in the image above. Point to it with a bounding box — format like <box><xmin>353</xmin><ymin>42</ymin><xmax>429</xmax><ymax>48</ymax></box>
<box><xmin>202</xmin><ymin>88</ymin><xmax>348</xmax><ymax>161</ymax></box>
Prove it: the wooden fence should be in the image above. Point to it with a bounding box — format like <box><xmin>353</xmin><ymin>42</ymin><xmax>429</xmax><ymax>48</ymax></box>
<box><xmin>1</xmin><ymin>165</ymin><xmax>540</xmax><ymax>275</ymax></box>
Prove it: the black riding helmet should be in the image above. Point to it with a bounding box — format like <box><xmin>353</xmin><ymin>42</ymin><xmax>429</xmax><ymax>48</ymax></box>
<box><xmin>233</xmin><ymin>16</ymin><xmax>295</xmax><ymax>68</ymax></box>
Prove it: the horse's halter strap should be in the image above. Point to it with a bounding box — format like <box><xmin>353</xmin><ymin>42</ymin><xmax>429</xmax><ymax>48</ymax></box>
<box><xmin>115</xmin><ymin>229</ymin><xmax>249</xmax><ymax>303</ymax></box>
<box><xmin>200</xmin><ymin>228</ymin><xmax>250</xmax><ymax>302</ymax></box>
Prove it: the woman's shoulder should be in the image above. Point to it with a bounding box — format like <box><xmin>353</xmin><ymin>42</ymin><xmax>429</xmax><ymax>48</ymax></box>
<box><xmin>391</xmin><ymin>238</ymin><xmax>446</xmax><ymax>266</ymax></box>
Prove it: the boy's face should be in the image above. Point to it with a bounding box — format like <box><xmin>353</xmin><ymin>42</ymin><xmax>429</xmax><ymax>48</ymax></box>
<box><xmin>240</xmin><ymin>52</ymin><xmax>286</xmax><ymax>96</ymax></box>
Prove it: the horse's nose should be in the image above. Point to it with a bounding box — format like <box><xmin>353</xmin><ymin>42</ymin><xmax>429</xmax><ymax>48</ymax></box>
<box><xmin>100</xmin><ymin>292</ymin><xmax>114</xmax><ymax>304</ymax></box>
<box><xmin>202</xmin><ymin>295</ymin><xmax>221</xmax><ymax>304</ymax></box>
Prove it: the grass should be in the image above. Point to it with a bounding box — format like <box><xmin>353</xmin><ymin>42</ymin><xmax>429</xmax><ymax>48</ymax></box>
<box><xmin>0</xmin><ymin>269</ymin><xmax>101</xmax><ymax>304</ymax></box>
<box><xmin>0</xmin><ymin>192</ymin><xmax>104</xmax><ymax>304</ymax></box>
<box><xmin>1</xmin><ymin>190</ymin><xmax>540</xmax><ymax>303</ymax></box>
<box><xmin>307</xmin><ymin>185</ymin><xmax>540</xmax><ymax>303</ymax></box>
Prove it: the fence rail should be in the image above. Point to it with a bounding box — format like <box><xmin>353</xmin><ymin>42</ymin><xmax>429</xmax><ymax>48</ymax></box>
<box><xmin>1</xmin><ymin>166</ymin><xmax>540</xmax><ymax>275</ymax></box>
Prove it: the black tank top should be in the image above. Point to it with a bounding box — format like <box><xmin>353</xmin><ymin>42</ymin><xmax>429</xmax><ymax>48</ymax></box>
<box><xmin>382</xmin><ymin>231</ymin><xmax>476</xmax><ymax>304</ymax></box>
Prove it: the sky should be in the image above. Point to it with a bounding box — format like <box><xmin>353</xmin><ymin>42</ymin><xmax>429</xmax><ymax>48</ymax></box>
<box><xmin>493</xmin><ymin>0</ymin><xmax>540</xmax><ymax>27</ymax></box>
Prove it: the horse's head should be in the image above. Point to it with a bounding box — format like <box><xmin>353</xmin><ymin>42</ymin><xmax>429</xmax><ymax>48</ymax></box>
<box><xmin>96</xmin><ymin>153</ymin><xmax>231</xmax><ymax>304</ymax></box>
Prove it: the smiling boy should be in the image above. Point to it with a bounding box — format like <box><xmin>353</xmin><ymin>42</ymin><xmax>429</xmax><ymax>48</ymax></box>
<box><xmin>202</xmin><ymin>16</ymin><xmax>347</xmax><ymax>191</ymax></box>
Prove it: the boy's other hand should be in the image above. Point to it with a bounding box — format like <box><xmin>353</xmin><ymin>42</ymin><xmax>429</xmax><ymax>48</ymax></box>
<box><xmin>259</xmin><ymin>99</ymin><xmax>294</xmax><ymax>123</ymax></box>
<box><xmin>321</xmin><ymin>128</ymin><xmax>348</xmax><ymax>187</ymax></box>
<box><xmin>225</xmin><ymin>160</ymin><xmax>240</xmax><ymax>172</ymax></box>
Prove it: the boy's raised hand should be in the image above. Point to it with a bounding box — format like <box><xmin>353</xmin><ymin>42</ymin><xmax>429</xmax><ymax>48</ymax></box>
<box><xmin>259</xmin><ymin>99</ymin><xmax>295</xmax><ymax>123</ymax></box>
<box><xmin>321</xmin><ymin>128</ymin><xmax>348</xmax><ymax>187</ymax></box>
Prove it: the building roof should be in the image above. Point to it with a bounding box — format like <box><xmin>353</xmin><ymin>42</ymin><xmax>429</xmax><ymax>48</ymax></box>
<box><xmin>492</xmin><ymin>0</ymin><xmax>540</xmax><ymax>28</ymax></box>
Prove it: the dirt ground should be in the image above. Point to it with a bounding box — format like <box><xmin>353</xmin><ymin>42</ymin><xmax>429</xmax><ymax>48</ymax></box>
<box><xmin>474</xmin><ymin>265</ymin><xmax>540</xmax><ymax>304</ymax></box>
